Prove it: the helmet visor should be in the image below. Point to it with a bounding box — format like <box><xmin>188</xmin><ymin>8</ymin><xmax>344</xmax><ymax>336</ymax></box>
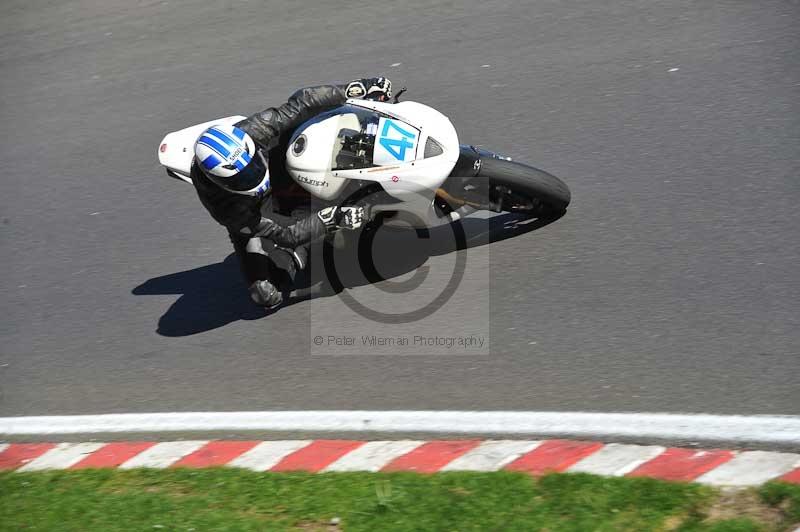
<box><xmin>215</xmin><ymin>152</ymin><xmax>268</xmax><ymax>192</ymax></box>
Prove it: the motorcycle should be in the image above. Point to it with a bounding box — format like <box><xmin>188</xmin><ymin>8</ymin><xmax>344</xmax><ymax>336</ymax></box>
<box><xmin>157</xmin><ymin>92</ymin><xmax>570</xmax><ymax>231</ymax></box>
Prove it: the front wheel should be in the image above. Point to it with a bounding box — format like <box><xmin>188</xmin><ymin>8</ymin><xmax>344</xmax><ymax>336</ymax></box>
<box><xmin>477</xmin><ymin>156</ymin><xmax>571</xmax><ymax>217</ymax></box>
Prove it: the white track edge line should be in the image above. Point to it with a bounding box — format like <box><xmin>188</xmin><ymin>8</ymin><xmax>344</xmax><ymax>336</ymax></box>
<box><xmin>1</xmin><ymin>411</ymin><xmax>799</xmax><ymax>444</ymax></box>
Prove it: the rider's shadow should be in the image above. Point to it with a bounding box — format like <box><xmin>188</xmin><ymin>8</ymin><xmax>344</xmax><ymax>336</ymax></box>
<box><xmin>132</xmin><ymin>254</ymin><xmax>267</xmax><ymax>337</ymax></box>
<box><xmin>133</xmin><ymin>213</ymin><xmax>561</xmax><ymax>337</ymax></box>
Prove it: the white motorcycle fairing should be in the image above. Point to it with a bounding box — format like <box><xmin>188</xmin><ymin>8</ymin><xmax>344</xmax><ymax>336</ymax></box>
<box><xmin>156</xmin><ymin>101</ymin><xmax>472</xmax><ymax>227</ymax></box>
<box><xmin>288</xmin><ymin>99</ymin><xmax>462</xmax><ymax>227</ymax></box>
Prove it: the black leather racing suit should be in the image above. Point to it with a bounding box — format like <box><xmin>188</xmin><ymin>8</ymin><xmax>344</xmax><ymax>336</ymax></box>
<box><xmin>190</xmin><ymin>84</ymin><xmax>354</xmax><ymax>297</ymax></box>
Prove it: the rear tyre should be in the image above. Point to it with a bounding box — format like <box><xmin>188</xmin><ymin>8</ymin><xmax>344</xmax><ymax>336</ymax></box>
<box><xmin>478</xmin><ymin>157</ymin><xmax>571</xmax><ymax>217</ymax></box>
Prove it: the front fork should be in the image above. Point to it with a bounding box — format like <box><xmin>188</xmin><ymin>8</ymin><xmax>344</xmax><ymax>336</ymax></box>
<box><xmin>439</xmin><ymin>144</ymin><xmax>527</xmax><ymax>214</ymax></box>
<box><xmin>436</xmin><ymin>145</ymin><xmax>504</xmax><ymax>213</ymax></box>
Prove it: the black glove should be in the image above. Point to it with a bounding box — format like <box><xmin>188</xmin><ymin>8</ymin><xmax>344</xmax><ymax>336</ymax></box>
<box><xmin>345</xmin><ymin>77</ymin><xmax>393</xmax><ymax>102</ymax></box>
<box><xmin>317</xmin><ymin>205</ymin><xmax>366</xmax><ymax>231</ymax></box>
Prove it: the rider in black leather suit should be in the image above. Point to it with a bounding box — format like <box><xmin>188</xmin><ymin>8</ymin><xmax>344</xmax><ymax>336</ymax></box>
<box><xmin>190</xmin><ymin>77</ymin><xmax>392</xmax><ymax>309</ymax></box>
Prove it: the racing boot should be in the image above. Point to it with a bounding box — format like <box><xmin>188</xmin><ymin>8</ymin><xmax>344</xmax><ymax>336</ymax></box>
<box><xmin>249</xmin><ymin>279</ymin><xmax>283</xmax><ymax>310</ymax></box>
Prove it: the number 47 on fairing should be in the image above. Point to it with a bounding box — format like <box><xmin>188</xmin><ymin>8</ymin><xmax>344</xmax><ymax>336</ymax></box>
<box><xmin>379</xmin><ymin>119</ymin><xmax>416</xmax><ymax>161</ymax></box>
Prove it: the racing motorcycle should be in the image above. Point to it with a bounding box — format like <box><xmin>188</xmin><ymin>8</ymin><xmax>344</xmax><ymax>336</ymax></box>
<box><xmin>157</xmin><ymin>92</ymin><xmax>570</xmax><ymax>230</ymax></box>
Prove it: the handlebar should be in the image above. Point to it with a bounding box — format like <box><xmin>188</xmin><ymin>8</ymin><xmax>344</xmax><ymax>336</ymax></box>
<box><xmin>393</xmin><ymin>87</ymin><xmax>407</xmax><ymax>103</ymax></box>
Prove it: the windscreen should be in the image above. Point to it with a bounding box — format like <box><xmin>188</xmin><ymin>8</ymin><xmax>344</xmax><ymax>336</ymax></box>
<box><xmin>293</xmin><ymin>105</ymin><xmax>422</xmax><ymax>171</ymax></box>
<box><xmin>331</xmin><ymin>106</ymin><xmax>381</xmax><ymax>170</ymax></box>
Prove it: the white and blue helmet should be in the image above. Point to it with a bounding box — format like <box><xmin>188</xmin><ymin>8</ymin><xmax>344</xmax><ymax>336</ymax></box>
<box><xmin>194</xmin><ymin>124</ymin><xmax>270</xmax><ymax>195</ymax></box>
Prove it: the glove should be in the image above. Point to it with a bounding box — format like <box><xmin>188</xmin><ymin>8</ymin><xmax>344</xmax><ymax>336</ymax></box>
<box><xmin>345</xmin><ymin>77</ymin><xmax>392</xmax><ymax>102</ymax></box>
<box><xmin>317</xmin><ymin>205</ymin><xmax>366</xmax><ymax>231</ymax></box>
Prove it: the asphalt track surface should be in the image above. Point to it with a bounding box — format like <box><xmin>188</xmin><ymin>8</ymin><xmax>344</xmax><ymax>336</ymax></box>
<box><xmin>1</xmin><ymin>0</ymin><xmax>798</xmax><ymax>418</ymax></box>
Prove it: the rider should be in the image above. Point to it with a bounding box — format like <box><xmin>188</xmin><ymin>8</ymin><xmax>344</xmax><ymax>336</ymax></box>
<box><xmin>191</xmin><ymin>77</ymin><xmax>393</xmax><ymax>309</ymax></box>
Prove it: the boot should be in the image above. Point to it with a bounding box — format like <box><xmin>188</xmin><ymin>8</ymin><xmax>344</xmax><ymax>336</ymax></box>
<box><xmin>249</xmin><ymin>279</ymin><xmax>283</xmax><ymax>310</ymax></box>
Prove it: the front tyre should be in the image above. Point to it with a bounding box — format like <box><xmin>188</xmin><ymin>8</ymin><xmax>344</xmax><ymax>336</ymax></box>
<box><xmin>478</xmin><ymin>156</ymin><xmax>571</xmax><ymax>217</ymax></box>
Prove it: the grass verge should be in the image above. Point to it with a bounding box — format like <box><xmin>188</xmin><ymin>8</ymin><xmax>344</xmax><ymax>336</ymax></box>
<box><xmin>1</xmin><ymin>468</ymin><xmax>798</xmax><ymax>531</ymax></box>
